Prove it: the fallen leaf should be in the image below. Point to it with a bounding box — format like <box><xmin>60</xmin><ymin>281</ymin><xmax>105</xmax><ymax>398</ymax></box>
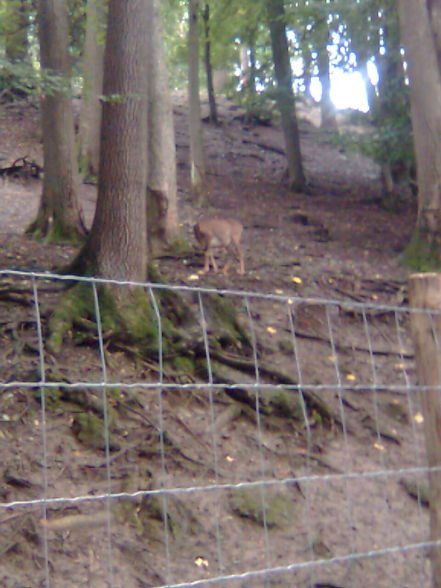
<box><xmin>194</xmin><ymin>556</ymin><xmax>209</xmax><ymax>568</ymax></box>
<box><xmin>291</xmin><ymin>276</ymin><xmax>302</xmax><ymax>284</ymax></box>
<box><xmin>188</xmin><ymin>274</ymin><xmax>200</xmax><ymax>281</ymax></box>
<box><xmin>266</xmin><ymin>326</ymin><xmax>277</xmax><ymax>334</ymax></box>
<box><xmin>373</xmin><ymin>442</ymin><xmax>385</xmax><ymax>451</ymax></box>
<box><xmin>414</xmin><ymin>413</ymin><xmax>424</xmax><ymax>424</ymax></box>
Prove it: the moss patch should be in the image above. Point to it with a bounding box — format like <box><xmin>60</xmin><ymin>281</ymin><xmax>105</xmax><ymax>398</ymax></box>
<box><xmin>402</xmin><ymin>233</ymin><xmax>441</xmax><ymax>271</ymax></box>
<box><xmin>230</xmin><ymin>487</ymin><xmax>297</xmax><ymax>528</ymax></box>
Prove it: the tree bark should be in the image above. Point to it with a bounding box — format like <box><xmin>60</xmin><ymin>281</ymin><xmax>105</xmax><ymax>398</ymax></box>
<box><xmin>267</xmin><ymin>0</ymin><xmax>306</xmax><ymax>192</ymax></box>
<box><xmin>29</xmin><ymin>0</ymin><xmax>86</xmax><ymax>240</ymax></box>
<box><xmin>398</xmin><ymin>0</ymin><xmax>441</xmax><ymax>263</ymax></box>
<box><xmin>146</xmin><ymin>0</ymin><xmax>179</xmax><ymax>253</ymax></box>
<box><xmin>202</xmin><ymin>3</ymin><xmax>218</xmax><ymax>125</ymax></box>
<box><xmin>79</xmin><ymin>0</ymin><xmax>106</xmax><ymax>178</ymax></box>
<box><xmin>188</xmin><ymin>0</ymin><xmax>207</xmax><ymax>205</ymax></box>
<box><xmin>409</xmin><ymin>272</ymin><xmax>441</xmax><ymax>588</ymax></box>
<box><xmin>315</xmin><ymin>19</ymin><xmax>337</xmax><ymax>129</ymax></box>
<box><xmin>76</xmin><ymin>0</ymin><xmax>149</xmax><ymax>281</ymax></box>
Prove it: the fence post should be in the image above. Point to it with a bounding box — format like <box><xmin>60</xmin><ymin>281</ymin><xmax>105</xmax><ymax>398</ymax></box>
<box><xmin>409</xmin><ymin>272</ymin><xmax>441</xmax><ymax>587</ymax></box>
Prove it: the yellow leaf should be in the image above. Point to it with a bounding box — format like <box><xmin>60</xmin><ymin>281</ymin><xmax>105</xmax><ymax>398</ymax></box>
<box><xmin>345</xmin><ymin>373</ymin><xmax>356</xmax><ymax>381</ymax></box>
<box><xmin>188</xmin><ymin>274</ymin><xmax>200</xmax><ymax>281</ymax></box>
<box><xmin>225</xmin><ymin>455</ymin><xmax>234</xmax><ymax>463</ymax></box>
<box><xmin>414</xmin><ymin>412</ymin><xmax>424</xmax><ymax>424</ymax></box>
<box><xmin>194</xmin><ymin>557</ymin><xmax>209</xmax><ymax>568</ymax></box>
<box><xmin>275</xmin><ymin>289</ymin><xmax>284</xmax><ymax>294</ymax></box>
<box><xmin>292</xmin><ymin>276</ymin><xmax>302</xmax><ymax>284</ymax></box>
<box><xmin>267</xmin><ymin>326</ymin><xmax>277</xmax><ymax>334</ymax></box>
<box><xmin>373</xmin><ymin>442</ymin><xmax>385</xmax><ymax>451</ymax></box>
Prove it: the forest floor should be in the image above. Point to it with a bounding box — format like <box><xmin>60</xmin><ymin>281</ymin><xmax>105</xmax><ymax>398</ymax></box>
<box><xmin>0</xmin><ymin>95</ymin><xmax>431</xmax><ymax>588</ymax></box>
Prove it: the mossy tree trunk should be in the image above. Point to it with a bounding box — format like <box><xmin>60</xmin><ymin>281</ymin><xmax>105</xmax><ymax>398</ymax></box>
<box><xmin>28</xmin><ymin>0</ymin><xmax>86</xmax><ymax>241</ymax></box>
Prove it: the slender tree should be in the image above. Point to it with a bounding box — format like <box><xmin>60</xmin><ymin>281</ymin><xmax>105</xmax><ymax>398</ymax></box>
<box><xmin>267</xmin><ymin>0</ymin><xmax>306</xmax><ymax>192</ymax></box>
<box><xmin>146</xmin><ymin>0</ymin><xmax>179</xmax><ymax>253</ymax></box>
<box><xmin>28</xmin><ymin>0</ymin><xmax>86</xmax><ymax>240</ymax></box>
<box><xmin>202</xmin><ymin>3</ymin><xmax>218</xmax><ymax>124</ymax></box>
<box><xmin>188</xmin><ymin>0</ymin><xmax>207</xmax><ymax>204</ymax></box>
<box><xmin>79</xmin><ymin>0</ymin><xmax>106</xmax><ymax>178</ymax></box>
<box><xmin>315</xmin><ymin>16</ymin><xmax>337</xmax><ymax>129</ymax></box>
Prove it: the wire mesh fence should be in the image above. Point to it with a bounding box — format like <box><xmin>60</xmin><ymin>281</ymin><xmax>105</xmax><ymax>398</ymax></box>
<box><xmin>0</xmin><ymin>269</ymin><xmax>436</xmax><ymax>587</ymax></box>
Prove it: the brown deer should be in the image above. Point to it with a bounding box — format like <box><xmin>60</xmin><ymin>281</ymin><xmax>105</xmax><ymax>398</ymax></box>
<box><xmin>193</xmin><ymin>218</ymin><xmax>245</xmax><ymax>275</ymax></box>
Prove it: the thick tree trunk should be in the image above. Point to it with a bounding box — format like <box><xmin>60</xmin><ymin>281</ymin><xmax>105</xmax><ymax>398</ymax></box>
<box><xmin>29</xmin><ymin>0</ymin><xmax>86</xmax><ymax>240</ymax></box>
<box><xmin>79</xmin><ymin>0</ymin><xmax>106</xmax><ymax>178</ymax></box>
<box><xmin>267</xmin><ymin>0</ymin><xmax>306</xmax><ymax>192</ymax></box>
<box><xmin>76</xmin><ymin>0</ymin><xmax>149</xmax><ymax>281</ymax></box>
<box><xmin>146</xmin><ymin>0</ymin><xmax>179</xmax><ymax>253</ymax></box>
<box><xmin>188</xmin><ymin>0</ymin><xmax>207</xmax><ymax>205</ymax></box>
<box><xmin>398</xmin><ymin>0</ymin><xmax>441</xmax><ymax>265</ymax></box>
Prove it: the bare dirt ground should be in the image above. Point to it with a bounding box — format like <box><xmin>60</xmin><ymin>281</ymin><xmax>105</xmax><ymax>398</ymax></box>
<box><xmin>0</xmin><ymin>96</ymin><xmax>430</xmax><ymax>588</ymax></box>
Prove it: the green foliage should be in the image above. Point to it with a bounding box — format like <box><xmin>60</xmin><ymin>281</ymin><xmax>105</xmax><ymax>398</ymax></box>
<box><xmin>334</xmin><ymin>108</ymin><xmax>413</xmax><ymax>175</ymax></box>
<box><xmin>0</xmin><ymin>55</ymin><xmax>76</xmax><ymax>102</ymax></box>
<box><xmin>233</xmin><ymin>88</ymin><xmax>277</xmax><ymax>123</ymax></box>
<box><xmin>0</xmin><ymin>58</ymin><xmax>36</xmax><ymax>101</ymax></box>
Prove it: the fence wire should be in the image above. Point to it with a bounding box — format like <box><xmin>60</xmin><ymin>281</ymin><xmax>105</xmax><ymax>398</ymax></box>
<box><xmin>0</xmin><ymin>269</ymin><xmax>435</xmax><ymax>587</ymax></box>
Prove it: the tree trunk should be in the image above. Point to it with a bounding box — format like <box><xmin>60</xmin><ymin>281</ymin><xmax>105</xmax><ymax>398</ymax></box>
<box><xmin>79</xmin><ymin>0</ymin><xmax>106</xmax><ymax>178</ymax></box>
<box><xmin>188</xmin><ymin>0</ymin><xmax>207</xmax><ymax>205</ymax></box>
<box><xmin>267</xmin><ymin>0</ymin><xmax>306</xmax><ymax>192</ymax></box>
<box><xmin>301</xmin><ymin>45</ymin><xmax>314</xmax><ymax>102</ymax></box>
<box><xmin>29</xmin><ymin>0</ymin><xmax>86</xmax><ymax>241</ymax></box>
<box><xmin>75</xmin><ymin>0</ymin><xmax>149</xmax><ymax>281</ymax></box>
<box><xmin>316</xmin><ymin>20</ymin><xmax>337</xmax><ymax>129</ymax></box>
<box><xmin>202</xmin><ymin>3</ymin><xmax>218</xmax><ymax>125</ymax></box>
<box><xmin>146</xmin><ymin>0</ymin><xmax>179</xmax><ymax>254</ymax></box>
<box><xmin>398</xmin><ymin>0</ymin><xmax>441</xmax><ymax>265</ymax></box>
<box><xmin>409</xmin><ymin>273</ymin><xmax>441</xmax><ymax>588</ymax></box>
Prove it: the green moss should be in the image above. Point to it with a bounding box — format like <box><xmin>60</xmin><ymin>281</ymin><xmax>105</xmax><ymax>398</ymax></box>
<box><xmin>34</xmin><ymin>386</ymin><xmax>62</xmax><ymax>409</ymax></box>
<box><xmin>71</xmin><ymin>412</ymin><xmax>106</xmax><ymax>449</ymax></box>
<box><xmin>172</xmin><ymin>355</ymin><xmax>196</xmax><ymax>375</ymax></box>
<box><xmin>269</xmin><ymin>389</ymin><xmax>304</xmax><ymax>420</ymax></box>
<box><xmin>230</xmin><ymin>488</ymin><xmax>296</xmax><ymax>528</ymax></box>
<box><xmin>167</xmin><ymin>237</ymin><xmax>191</xmax><ymax>256</ymax></box>
<box><xmin>401</xmin><ymin>233</ymin><xmax>441</xmax><ymax>271</ymax></box>
<box><xmin>203</xmin><ymin>294</ymin><xmax>250</xmax><ymax>350</ymax></box>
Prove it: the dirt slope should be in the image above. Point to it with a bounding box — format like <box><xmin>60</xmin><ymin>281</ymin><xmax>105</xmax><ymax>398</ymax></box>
<box><xmin>0</xmin><ymin>96</ymin><xmax>428</xmax><ymax>588</ymax></box>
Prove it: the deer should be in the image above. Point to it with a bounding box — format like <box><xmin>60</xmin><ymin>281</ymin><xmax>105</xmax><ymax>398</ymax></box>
<box><xmin>193</xmin><ymin>217</ymin><xmax>245</xmax><ymax>275</ymax></box>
